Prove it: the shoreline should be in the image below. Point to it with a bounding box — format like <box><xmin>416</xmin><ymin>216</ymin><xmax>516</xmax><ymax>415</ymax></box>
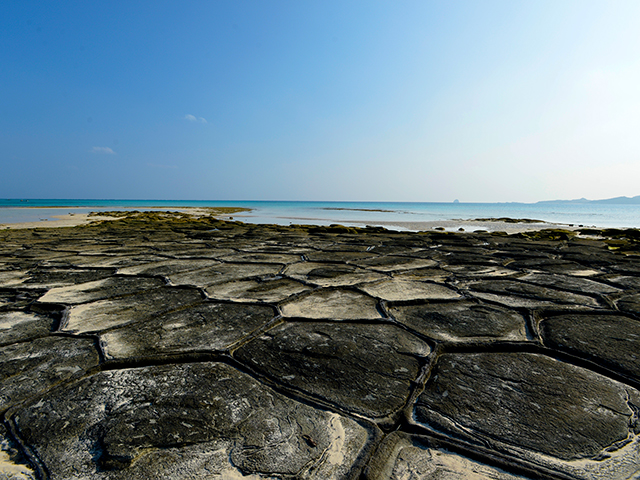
<box><xmin>1</xmin><ymin>201</ymin><xmax>636</xmax><ymax>232</ymax></box>
<box><xmin>0</xmin><ymin>207</ymin><xmax>246</xmax><ymax>230</ymax></box>
<box><xmin>0</xmin><ymin>211</ymin><xmax>583</xmax><ymax>234</ymax></box>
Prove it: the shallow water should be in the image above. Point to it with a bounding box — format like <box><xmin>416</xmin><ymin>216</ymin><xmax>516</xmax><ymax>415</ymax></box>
<box><xmin>1</xmin><ymin>199</ymin><xmax>639</xmax><ymax>228</ymax></box>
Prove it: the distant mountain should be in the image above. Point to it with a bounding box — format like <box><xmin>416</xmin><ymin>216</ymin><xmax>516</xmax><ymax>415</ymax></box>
<box><xmin>537</xmin><ymin>195</ymin><xmax>640</xmax><ymax>205</ymax></box>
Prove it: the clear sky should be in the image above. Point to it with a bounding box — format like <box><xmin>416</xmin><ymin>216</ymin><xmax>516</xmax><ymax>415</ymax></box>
<box><xmin>1</xmin><ymin>1</ymin><xmax>639</xmax><ymax>202</ymax></box>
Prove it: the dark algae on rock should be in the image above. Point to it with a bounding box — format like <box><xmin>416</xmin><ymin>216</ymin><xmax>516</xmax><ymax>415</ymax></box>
<box><xmin>1</xmin><ymin>212</ymin><xmax>640</xmax><ymax>478</ymax></box>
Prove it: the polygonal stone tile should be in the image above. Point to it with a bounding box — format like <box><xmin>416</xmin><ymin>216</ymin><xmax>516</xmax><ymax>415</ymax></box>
<box><xmin>205</xmin><ymin>277</ymin><xmax>311</xmax><ymax>302</ymax></box>
<box><xmin>617</xmin><ymin>293</ymin><xmax>640</xmax><ymax>316</ymax></box>
<box><xmin>465</xmin><ymin>280</ymin><xmax>600</xmax><ymax>308</ymax></box>
<box><xmin>284</xmin><ymin>263</ymin><xmax>387</xmax><ymax>287</ymax></box>
<box><xmin>0</xmin><ymin>270</ymin><xmax>28</xmax><ymax>287</ymax></box>
<box><xmin>64</xmin><ymin>254</ymin><xmax>167</xmax><ymax>268</ymax></box>
<box><xmin>389</xmin><ymin>301</ymin><xmax>527</xmax><ymax>343</ymax></box>
<box><xmin>62</xmin><ymin>287</ymin><xmax>202</xmax><ymax>334</ymax></box>
<box><xmin>517</xmin><ymin>273</ymin><xmax>621</xmax><ymax>295</ymax></box>
<box><xmin>441</xmin><ymin>264</ymin><xmax>520</xmax><ymax>277</ymax></box>
<box><xmin>165</xmin><ymin>247</ymin><xmax>237</xmax><ymax>259</ymax></box>
<box><xmin>0</xmin><ymin>336</ymin><xmax>99</xmax><ymax>411</ymax></box>
<box><xmin>353</xmin><ymin>256</ymin><xmax>437</xmax><ymax>272</ymax></box>
<box><xmin>19</xmin><ymin>268</ymin><xmax>115</xmax><ymax>289</ymax></box>
<box><xmin>38</xmin><ymin>277</ymin><xmax>164</xmax><ymax>304</ymax></box>
<box><xmin>217</xmin><ymin>252</ymin><xmax>302</xmax><ymax>264</ymax></box>
<box><xmin>392</xmin><ymin>267</ymin><xmax>450</xmax><ymax>283</ymax></box>
<box><xmin>117</xmin><ymin>258</ymin><xmax>220</xmax><ymax>276</ymax></box>
<box><xmin>359</xmin><ymin>279</ymin><xmax>460</xmax><ymax>302</ymax></box>
<box><xmin>167</xmin><ymin>263</ymin><xmax>281</xmax><ymax>288</ymax></box>
<box><xmin>101</xmin><ymin>303</ymin><xmax>275</xmax><ymax>359</ymax></box>
<box><xmin>505</xmin><ymin>258</ymin><xmax>582</xmax><ymax>272</ymax></box>
<box><xmin>237</xmin><ymin>244</ymin><xmax>312</xmax><ymax>254</ymax></box>
<box><xmin>305</xmin><ymin>251</ymin><xmax>378</xmax><ymax>263</ymax></box>
<box><xmin>365</xmin><ymin>432</ymin><xmax>529</xmax><ymax>480</ymax></box>
<box><xmin>12</xmin><ymin>362</ymin><xmax>375</xmax><ymax>479</ymax></box>
<box><xmin>0</xmin><ymin>311</ymin><xmax>54</xmax><ymax>346</ymax></box>
<box><xmin>234</xmin><ymin>322</ymin><xmax>430</xmax><ymax>418</ymax></box>
<box><xmin>600</xmin><ymin>274</ymin><xmax>640</xmax><ymax>290</ymax></box>
<box><xmin>280</xmin><ymin>289</ymin><xmax>382</xmax><ymax>320</ymax></box>
<box><xmin>414</xmin><ymin>352</ymin><xmax>640</xmax><ymax>462</ymax></box>
<box><xmin>540</xmin><ymin>314</ymin><xmax>640</xmax><ymax>381</ymax></box>
<box><xmin>435</xmin><ymin>252</ymin><xmax>503</xmax><ymax>266</ymax></box>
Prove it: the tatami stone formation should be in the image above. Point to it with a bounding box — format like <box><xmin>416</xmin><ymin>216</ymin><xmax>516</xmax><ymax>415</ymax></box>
<box><xmin>1</xmin><ymin>212</ymin><xmax>640</xmax><ymax>479</ymax></box>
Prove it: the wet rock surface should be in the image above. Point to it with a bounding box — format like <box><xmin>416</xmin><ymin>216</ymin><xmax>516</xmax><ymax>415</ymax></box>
<box><xmin>1</xmin><ymin>215</ymin><xmax>640</xmax><ymax>479</ymax></box>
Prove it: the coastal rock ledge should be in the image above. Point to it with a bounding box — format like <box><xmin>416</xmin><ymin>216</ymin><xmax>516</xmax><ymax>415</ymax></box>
<box><xmin>2</xmin><ymin>213</ymin><xmax>640</xmax><ymax>479</ymax></box>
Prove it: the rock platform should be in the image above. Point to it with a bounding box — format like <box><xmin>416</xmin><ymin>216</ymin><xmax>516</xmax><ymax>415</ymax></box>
<box><xmin>1</xmin><ymin>212</ymin><xmax>640</xmax><ymax>479</ymax></box>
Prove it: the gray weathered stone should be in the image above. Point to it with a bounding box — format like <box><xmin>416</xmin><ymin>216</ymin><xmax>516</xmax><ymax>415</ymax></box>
<box><xmin>167</xmin><ymin>263</ymin><xmax>282</xmax><ymax>287</ymax></box>
<box><xmin>540</xmin><ymin>313</ymin><xmax>640</xmax><ymax>381</ymax></box>
<box><xmin>0</xmin><ymin>336</ymin><xmax>99</xmax><ymax>411</ymax></box>
<box><xmin>360</xmin><ymin>279</ymin><xmax>460</xmax><ymax>301</ymax></box>
<box><xmin>101</xmin><ymin>302</ymin><xmax>275</xmax><ymax>359</ymax></box>
<box><xmin>38</xmin><ymin>276</ymin><xmax>164</xmax><ymax>304</ymax></box>
<box><xmin>414</xmin><ymin>352</ymin><xmax>639</xmax><ymax>460</ymax></box>
<box><xmin>12</xmin><ymin>362</ymin><xmax>374</xmax><ymax>479</ymax></box>
<box><xmin>0</xmin><ymin>311</ymin><xmax>54</xmax><ymax>346</ymax></box>
<box><xmin>205</xmin><ymin>277</ymin><xmax>311</xmax><ymax>302</ymax></box>
<box><xmin>234</xmin><ymin>321</ymin><xmax>430</xmax><ymax>418</ymax></box>
<box><xmin>284</xmin><ymin>262</ymin><xmax>388</xmax><ymax>287</ymax></box>
<box><xmin>280</xmin><ymin>288</ymin><xmax>382</xmax><ymax>319</ymax></box>
<box><xmin>62</xmin><ymin>287</ymin><xmax>203</xmax><ymax>334</ymax></box>
<box><xmin>389</xmin><ymin>301</ymin><xmax>527</xmax><ymax>343</ymax></box>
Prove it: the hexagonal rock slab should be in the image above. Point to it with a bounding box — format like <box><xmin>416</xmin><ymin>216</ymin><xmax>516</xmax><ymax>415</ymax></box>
<box><xmin>353</xmin><ymin>256</ymin><xmax>437</xmax><ymax>272</ymax></box>
<box><xmin>359</xmin><ymin>279</ymin><xmax>460</xmax><ymax>302</ymax></box>
<box><xmin>38</xmin><ymin>276</ymin><xmax>165</xmax><ymax>304</ymax></box>
<box><xmin>414</xmin><ymin>352</ymin><xmax>640</xmax><ymax>466</ymax></box>
<box><xmin>11</xmin><ymin>362</ymin><xmax>375</xmax><ymax>480</ymax></box>
<box><xmin>465</xmin><ymin>279</ymin><xmax>600</xmax><ymax>308</ymax></box>
<box><xmin>16</xmin><ymin>268</ymin><xmax>115</xmax><ymax>289</ymax></box>
<box><xmin>167</xmin><ymin>263</ymin><xmax>282</xmax><ymax>288</ymax></box>
<box><xmin>63</xmin><ymin>254</ymin><xmax>168</xmax><ymax>269</ymax></box>
<box><xmin>280</xmin><ymin>289</ymin><xmax>382</xmax><ymax>320</ymax></box>
<box><xmin>388</xmin><ymin>301</ymin><xmax>527</xmax><ymax>343</ymax></box>
<box><xmin>616</xmin><ymin>293</ymin><xmax>640</xmax><ymax>316</ymax></box>
<box><xmin>116</xmin><ymin>258</ymin><xmax>220</xmax><ymax>276</ymax></box>
<box><xmin>517</xmin><ymin>272</ymin><xmax>621</xmax><ymax>295</ymax></box>
<box><xmin>305</xmin><ymin>251</ymin><xmax>379</xmax><ymax>263</ymax></box>
<box><xmin>284</xmin><ymin>262</ymin><xmax>387</xmax><ymax>287</ymax></box>
<box><xmin>217</xmin><ymin>252</ymin><xmax>302</xmax><ymax>264</ymax></box>
<box><xmin>540</xmin><ymin>314</ymin><xmax>640</xmax><ymax>382</ymax></box>
<box><xmin>0</xmin><ymin>270</ymin><xmax>28</xmax><ymax>287</ymax></box>
<box><xmin>101</xmin><ymin>302</ymin><xmax>275</xmax><ymax>359</ymax></box>
<box><xmin>441</xmin><ymin>264</ymin><xmax>518</xmax><ymax>277</ymax></box>
<box><xmin>62</xmin><ymin>287</ymin><xmax>203</xmax><ymax>334</ymax></box>
<box><xmin>0</xmin><ymin>336</ymin><xmax>99</xmax><ymax>411</ymax></box>
<box><xmin>205</xmin><ymin>277</ymin><xmax>311</xmax><ymax>302</ymax></box>
<box><xmin>0</xmin><ymin>311</ymin><xmax>54</xmax><ymax>346</ymax></box>
<box><xmin>234</xmin><ymin>322</ymin><xmax>431</xmax><ymax>418</ymax></box>
<box><xmin>365</xmin><ymin>432</ymin><xmax>528</xmax><ymax>480</ymax></box>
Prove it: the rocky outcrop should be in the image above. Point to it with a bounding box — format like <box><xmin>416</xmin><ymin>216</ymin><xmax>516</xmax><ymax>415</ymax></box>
<box><xmin>1</xmin><ymin>215</ymin><xmax>640</xmax><ymax>478</ymax></box>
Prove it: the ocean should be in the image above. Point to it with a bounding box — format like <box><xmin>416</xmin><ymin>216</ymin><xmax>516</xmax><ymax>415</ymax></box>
<box><xmin>1</xmin><ymin>199</ymin><xmax>639</xmax><ymax>230</ymax></box>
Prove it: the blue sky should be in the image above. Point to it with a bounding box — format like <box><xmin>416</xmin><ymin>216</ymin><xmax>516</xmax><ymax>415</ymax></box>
<box><xmin>1</xmin><ymin>1</ymin><xmax>639</xmax><ymax>202</ymax></box>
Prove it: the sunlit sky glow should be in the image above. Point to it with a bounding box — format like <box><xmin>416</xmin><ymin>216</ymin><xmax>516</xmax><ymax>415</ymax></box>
<box><xmin>2</xmin><ymin>1</ymin><xmax>639</xmax><ymax>202</ymax></box>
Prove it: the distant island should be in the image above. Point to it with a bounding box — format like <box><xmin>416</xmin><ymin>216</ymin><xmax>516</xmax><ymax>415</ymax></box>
<box><xmin>537</xmin><ymin>195</ymin><xmax>640</xmax><ymax>205</ymax></box>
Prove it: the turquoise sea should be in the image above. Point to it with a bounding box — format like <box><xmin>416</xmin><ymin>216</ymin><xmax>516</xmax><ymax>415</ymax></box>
<box><xmin>1</xmin><ymin>199</ymin><xmax>639</xmax><ymax>229</ymax></box>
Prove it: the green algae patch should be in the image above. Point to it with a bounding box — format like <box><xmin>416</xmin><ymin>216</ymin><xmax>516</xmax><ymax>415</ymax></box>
<box><xmin>511</xmin><ymin>228</ymin><xmax>576</xmax><ymax>241</ymax></box>
<box><xmin>577</xmin><ymin>228</ymin><xmax>640</xmax><ymax>254</ymax></box>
